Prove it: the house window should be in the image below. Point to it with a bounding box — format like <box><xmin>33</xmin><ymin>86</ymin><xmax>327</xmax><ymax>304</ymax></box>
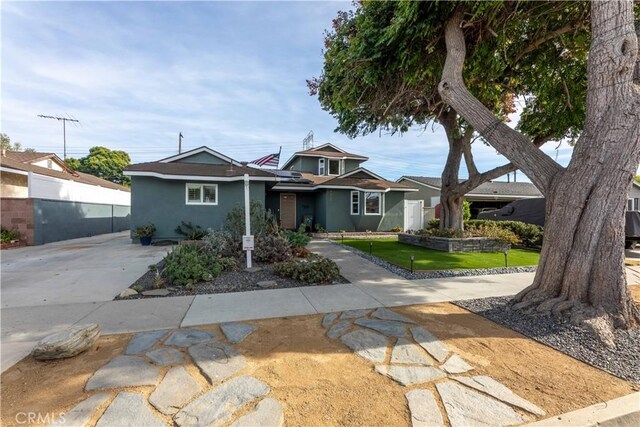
<box><xmin>364</xmin><ymin>192</ymin><xmax>382</xmax><ymax>215</ymax></box>
<box><xmin>351</xmin><ymin>191</ymin><xmax>360</xmax><ymax>215</ymax></box>
<box><xmin>328</xmin><ymin>159</ymin><xmax>340</xmax><ymax>175</ymax></box>
<box><xmin>628</xmin><ymin>198</ymin><xmax>640</xmax><ymax>211</ymax></box>
<box><xmin>186</xmin><ymin>183</ymin><xmax>218</xmax><ymax>205</ymax></box>
<box><xmin>318</xmin><ymin>158</ymin><xmax>325</xmax><ymax>175</ymax></box>
<box><xmin>47</xmin><ymin>159</ymin><xmax>53</xmax><ymax>169</ymax></box>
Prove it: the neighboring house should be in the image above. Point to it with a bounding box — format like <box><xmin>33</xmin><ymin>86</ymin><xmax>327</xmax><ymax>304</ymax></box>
<box><xmin>397</xmin><ymin>176</ymin><xmax>543</xmax><ymax>221</ymax></box>
<box><xmin>627</xmin><ymin>181</ymin><xmax>640</xmax><ymax>211</ymax></box>
<box><xmin>0</xmin><ymin>150</ymin><xmax>131</xmax><ymax>245</ymax></box>
<box><xmin>123</xmin><ymin>144</ymin><xmax>418</xmax><ymax>240</ymax></box>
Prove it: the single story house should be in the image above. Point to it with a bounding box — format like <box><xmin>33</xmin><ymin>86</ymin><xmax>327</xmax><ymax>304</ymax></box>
<box><xmin>0</xmin><ymin>150</ymin><xmax>131</xmax><ymax>245</ymax></box>
<box><xmin>123</xmin><ymin>144</ymin><xmax>418</xmax><ymax>241</ymax></box>
<box><xmin>397</xmin><ymin>176</ymin><xmax>543</xmax><ymax>221</ymax></box>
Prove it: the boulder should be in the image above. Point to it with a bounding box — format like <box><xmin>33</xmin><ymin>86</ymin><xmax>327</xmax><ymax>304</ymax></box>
<box><xmin>119</xmin><ymin>289</ymin><xmax>138</xmax><ymax>298</ymax></box>
<box><xmin>31</xmin><ymin>324</ymin><xmax>100</xmax><ymax>360</ymax></box>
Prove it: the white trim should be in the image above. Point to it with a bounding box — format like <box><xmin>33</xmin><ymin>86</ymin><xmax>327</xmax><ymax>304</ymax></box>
<box><xmin>185</xmin><ymin>183</ymin><xmax>218</xmax><ymax>205</ymax></box>
<box><xmin>397</xmin><ymin>176</ymin><xmax>443</xmax><ymax>191</ymax></box>
<box><xmin>310</xmin><ymin>143</ymin><xmax>346</xmax><ymax>153</ymax></box>
<box><xmin>340</xmin><ymin>167</ymin><xmax>385</xmax><ymax>180</ymax></box>
<box><xmin>350</xmin><ymin>190</ymin><xmax>360</xmax><ymax>215</ymax></box>
<box><xmin>123</xmin><ymin>170</ymin><xmax>277</xmax><ymax>182</ymax></box>
<box><xmin>159</xmin><ymin>146</ymin><xmax>242</xmax><ymax>166</ymax></box>
<box><xmin>0</xmin><ymin>166</ymin><xmax>30</xmax><ymax>176</ymax></box>
<box><xmin>281</xmin><ymin>152</ymin><xmax>368</xmax><ymax>170</ymax></box>
<box><xmin>404</xmin><ymin>199</ymin><xmax>424</xmax><ymax>231</ymax></box>
<box><xmin>364</xmin><ymin>191</ymin><xmax>382</xmax><ymax>216</ymax></box>
<box><xmin>318</xmin><ymin>158</ymin><xmax>325</xmax><ymax>175</ymax></box>
<box><xmin>397</xmin><ymin>177</ymin><xmax>542</xmax><ymax>198</ymax></box>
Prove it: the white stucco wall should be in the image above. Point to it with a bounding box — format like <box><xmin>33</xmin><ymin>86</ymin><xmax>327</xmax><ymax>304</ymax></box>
<box><xmin>29</xmin><ymin>173</ymin><xmax>130</xmax><ymax>206</ymax></box>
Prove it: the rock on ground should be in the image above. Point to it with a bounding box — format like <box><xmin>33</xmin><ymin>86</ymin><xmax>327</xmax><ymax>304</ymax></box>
<box><xmin>125</xmin><ymin>330</ymin><xmax>168</xmax><ymax>355</ymax></box>
<box><xmin>372</xmin><ymin>308</ymin><xmax>415</xmax><ymax>324</ymax></box>
<box><xmin>189</xmin><ymin>341</ymin><xmax>245</xmax><ymax>384</ymax></box>
<box><xmin>149</xmin><ymin>366</ymin><xmax>202</xmax><ymax>415</ymax></box>
<box><xmin>174</xmin><ymin>376</ymin><xmax>269</xmax><ymax>427</ymax></box>
<box><xmin>221</xmin><ymin>322</ymin><xmax>256</xmax><ymax>344</ymax></box>
<box><xmin>49</xmin><ymin>393</ymin><xmax>110</xmax><ymax>427</ymax></box>
<box><xmin>354</xmin><ymin>318</ymin><xmax>407</xmax><ymax>337</ymax></box>
<box><xmin>96</xmin><ymin>392</ymin><xmax>165</xmax><ymax>427</ymax></box>
<box><xmin>340</xmin><ymin>309</ymin><xmax>370</xmax><ymax>319</ymax></box>
<box><xmin>31</xmin><ymin>324</ymin><xmax>100</xmax><ymax>360</ymax></box>
<box><xmin>441</xmin><ymin>355</ymin><xmax>473</xmax><ymax>374</ymax></box>
<box><xmin>436</xmin><ymin>381</ymin><xmax>526</xmax><ymax>427</ymax></box>
<box><xmin>85</xmin><ymin>355</ymin><xmax>160</xmax><ymax>391</ymax></box>
<box><xmin>146</xmin><ymin>347</ymin><xmax>184</xmax><ymax>366</ymax></box>
<box><xmin>453</xmin><ymin>376</ymin><xmax>545</xmax><ymax>416</ymax></box>
<box><xmin>119</xmin><ymin>289</ymin><xmax>138</xmax><ymax>298</ymax></box>
<box><xmin>390</xmin><ymin>338</ymin><xmax>433</xmax><ymax>366</ymax></box>
<box><xmin>405</xmin><ymin>389</ymin><xmax>444</xmax><ymax>427</ymax></box>
<box><xmin>326</xmin><ymin>320</ymin><xmax>351</xmax><ymax>339</ymax></box>
<box><xmin>375</xmin><ymin>365</ymin><xmax>446</xmax><ymax>386</ymax></box>
<box><xmin>411</xmin><ymin>327</ymin><xmax>449</xmax><ymax>363</ymax></box>
<box><xmin>231</xmin><ymin>398</ymin><xmax>284</xmax><ymax>427</ymax></box>
<box><xmin>164</xmin><ymin>328</ymin><xmax>215</xmax><ymax>347</ymax></box>
<box><xmin>340</xmin><ymin>330</ymin><xmax>389</xmax><ymax>363</ymax></box>
<box><xmin>141</xmin><ymin>289</ymin><xmax>170</xmax><ymax>296</ymax></box>
<box><xmin>322</xmin><ymin>313</ymin><xmax>338</xmax><ymax>329</ymax></box>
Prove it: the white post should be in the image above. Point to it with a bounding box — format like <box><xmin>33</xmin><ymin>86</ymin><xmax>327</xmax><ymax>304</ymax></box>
<box><xmin>244</xmin><ymin>174</ymin><xmax>252</xmax><ymax>269</ymax></box>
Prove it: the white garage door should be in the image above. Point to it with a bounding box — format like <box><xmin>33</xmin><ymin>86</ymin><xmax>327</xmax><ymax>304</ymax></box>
<box><xmin>404</xmin><ymin>200</ymin><xmax>424</xmax><ymax>231</ymax></box>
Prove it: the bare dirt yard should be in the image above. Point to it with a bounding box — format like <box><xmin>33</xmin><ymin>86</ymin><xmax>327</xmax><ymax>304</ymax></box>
<box><xmin>2</xmin><ymin>298</ymin><xmax>638</xmax><ymax>427</ymax></box>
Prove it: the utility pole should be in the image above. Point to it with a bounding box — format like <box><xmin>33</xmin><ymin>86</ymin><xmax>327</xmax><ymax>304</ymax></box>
<box><xmin>37</xmin><ymin>115</ymin><xmax>80</xmax><ymax>159</ymax></box>
<box><xmin>178</xmin><ymin>132</ymin><xmax>184</xmax><ymax>154</ymax></box>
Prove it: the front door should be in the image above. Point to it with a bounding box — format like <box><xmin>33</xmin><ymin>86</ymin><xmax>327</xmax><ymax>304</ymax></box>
<box><xmin>280</xmin><ymin>193</ymin><xmax>297</xmax><ymax>229</ymax></box>
<box><xmin>404</xmin><ymin>200</ymin><xmax>424</xmax><ymax>231</ymax></box>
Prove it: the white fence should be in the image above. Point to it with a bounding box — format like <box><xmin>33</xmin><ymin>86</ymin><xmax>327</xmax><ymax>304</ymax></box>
<box><xmin>28</xmin><ymin>172</ymin><xmax>131</xmax><ymax>206</ymax></box>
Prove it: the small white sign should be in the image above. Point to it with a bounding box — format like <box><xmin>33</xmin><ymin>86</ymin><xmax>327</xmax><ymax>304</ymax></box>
<box><xmin>242</xmin><ymin>235</ymin><xmax>254</xmax><ymax>251</ymax></box>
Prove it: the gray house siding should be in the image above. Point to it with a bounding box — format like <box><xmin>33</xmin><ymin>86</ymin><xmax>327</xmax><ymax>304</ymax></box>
<box><xmin>344</xmin><ymin>159</ymin><xmax>363</xmax><ymax>173</ymax></box>
<box><xmin>399</xmin><ymin>179</ymin><xmax>441</xmax><ymax>206</ymax></box>
<box><xmin>130</xmin><ymin>176</ymin><xmax>266</xmax><ymax>240</ymax></box>
<box><xmin>175</xmin><ymin>152</ymin><xmax>229</xmax><ymax>165</ymax></box>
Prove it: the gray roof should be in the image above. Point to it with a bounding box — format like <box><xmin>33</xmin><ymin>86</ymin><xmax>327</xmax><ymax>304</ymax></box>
<box><xmin>402</xmin><ymin>176</ymin><xmax>542</xmax><ymax>197</ymax></box>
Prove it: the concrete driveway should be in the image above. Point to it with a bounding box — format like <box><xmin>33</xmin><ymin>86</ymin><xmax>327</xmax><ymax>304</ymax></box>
<box><xmin>1</xmin><ymin>232</ymin><xmax>168</xmax><ymax>371</ymax></box>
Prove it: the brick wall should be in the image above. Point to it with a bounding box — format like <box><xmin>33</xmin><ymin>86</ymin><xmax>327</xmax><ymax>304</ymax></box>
<box><xmin>398</xmin><ymin>233</ymin><xmax>510</xmax><ymax>253</ymax></box>
<box><xmin>1</xmin><ymin>198</ymin><xmax>34</xmax><ymax>245</ymax></box>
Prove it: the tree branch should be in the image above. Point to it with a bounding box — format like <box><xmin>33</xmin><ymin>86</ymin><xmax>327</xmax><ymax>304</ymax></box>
<box><xmin>461</xmin><ymin>130</ymin><xmax>479</xmax><ymax>178</ymax></box>
<box><xmin>514</xmin><ymin>24</ymin><xmax>586</xmax><ymax>65</ymax></box>
<box><xmin>438</xmin><ymin>8</ymin><xmax>563</xmax><ymax>195</ymax></box>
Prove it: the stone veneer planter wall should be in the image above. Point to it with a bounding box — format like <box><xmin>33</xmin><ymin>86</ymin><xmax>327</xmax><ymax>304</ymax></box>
<box><xmin>398</xmin><ymin>233</ymin><xmax>510</xmax><ymax>253</ymax></box>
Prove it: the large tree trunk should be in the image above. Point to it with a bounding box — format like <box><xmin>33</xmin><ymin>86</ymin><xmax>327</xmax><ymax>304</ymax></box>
<box><xmin>438</xmin><ymin>0</ymin><xmax>640</xmax><ymax>331</ymax></box>
<box><xmin>439</xmin><ymin>112</ymin><xmax>465</xmax><ymax>231</ymax></box>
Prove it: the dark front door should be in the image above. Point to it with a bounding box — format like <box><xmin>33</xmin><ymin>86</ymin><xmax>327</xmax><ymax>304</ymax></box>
<box><xmin>280</xmin><ymin>193</ymin><xmax>296</xmax><ymax>229</ymax></box>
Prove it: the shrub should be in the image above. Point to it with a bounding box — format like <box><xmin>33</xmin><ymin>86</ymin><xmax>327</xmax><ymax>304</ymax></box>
<box><xmin>466</xmin><ymin>225</ymin><xmax>520</xmax><ymax>245</ymax></box>
<box><xmin>224</xmin><ymin>201</ymin><xmax>278</xmax><ymax>242</ymax></box>
<box><xmin>426</xmin><ymin>219</ymin><xmax>440</xmax><ymax>229</ymax></box>
<box><xmin>463</xmin><ymin>200</ymin><xmax>472</xmax><ymax>221</ymax></box>
<box><xmin>254</xmin><ymin>234</ymin><xmax>292</xmax><ymax>263</ymax></box>
<box><xmin>175</xmin><ymin>221</ymin><xmax>207</xmax><ymax>240</ymax></box>
<box><xmin>390</xmin><ymin>226</ymin><xmax>403</xmax><ymax>232</ymax></box>
<box><xmin>1</xmin><ymin>228</ymin><xmax>20</xmax><ymax>243</ymax></box>
<box><xmin>134</xmin><ymin>223</ymin><xmax>156</xmax><ymax>238</ymax></box>
<box><xmin>292</xmin><ymin>247</ymin><xmax>312</xmax><ymax>258</ymax></box>
<box><xmin>203</xmin><ymin>229</ymin><xmax>234</xmax><ymax>257</ymax></box>
<box><xmin>274</xmin><ymin>254</ymin><xmax>340</xmax><ymax>284</ymax></box>
<box><xmin>218</xmin><ymin>256</ymin><xmax>240</xmax><ymax>272</ymax></box>
<box><xmin>466</xmin><ymin>220</ymin><xmax>542</xmax><ymax>247</ymax></box>
<box><xmin>281</xmin><ymin>227</ymin><xmax>311</xmax><ymax>248</ymax></box>
<box><xmin>162</xmin><ymin>245</ymin><xmax>222</xmax><ymax>287</ymax></box>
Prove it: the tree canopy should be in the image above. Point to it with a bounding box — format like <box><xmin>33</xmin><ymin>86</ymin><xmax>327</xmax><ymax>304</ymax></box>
<box><xmin>67</xmin><ymin>146</ymin><xmax>131</xmax><ymax>186</ymax></box>
<box><xmin>1</xmin><ymin>133</ymin><xmax>35</xmax><ymax>153</ymax></box>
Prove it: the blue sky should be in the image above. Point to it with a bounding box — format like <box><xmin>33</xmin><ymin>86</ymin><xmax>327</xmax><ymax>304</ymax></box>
<box><xmin>1</xmin><ymin>1</ymin><xmax>574</xmax><ymax>181</ymax></box>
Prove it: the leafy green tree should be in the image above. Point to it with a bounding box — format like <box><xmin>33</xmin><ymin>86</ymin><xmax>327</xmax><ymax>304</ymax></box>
<box><xmin>68</xmin><ymin>146</ymin><xmax>131</xmax><ymax>186</ymax></box>
<box><xmin>314</xmin><ymin>1</ymin><xmax>640</xmax><ymax>333</ymax></box>
<box><xmin>310</xmin><ymin>1</ymin><xmax>589</xmax><ymax>231</ymax></box>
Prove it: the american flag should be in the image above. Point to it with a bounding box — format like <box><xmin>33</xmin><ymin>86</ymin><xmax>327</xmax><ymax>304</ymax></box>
<box><xmin>250</xmin><ymin>150</ymin><xmax>280</xmax><ymax>167</ymax></box>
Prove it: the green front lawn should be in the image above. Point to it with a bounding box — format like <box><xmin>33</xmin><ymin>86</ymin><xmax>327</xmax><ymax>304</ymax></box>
<box><xmin>339</xmin><ymin>238</ymin><xmax>539</xmax><ymax>270</ymax></box>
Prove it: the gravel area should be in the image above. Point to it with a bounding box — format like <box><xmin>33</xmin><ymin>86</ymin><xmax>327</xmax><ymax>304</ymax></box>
<box><xmin>336</xmin><ymin>242</ymin><xmax>537</xmax><ymax>280</ymax></box>
<box><xmin>455</xmin><ymin>296</ymin><xmax>640</xmax><ymax>383</ymax></box>
<box><xmin>116</xmin><ymin>262</ymin><xmax>348</xmax><ymax>300</ymax></box>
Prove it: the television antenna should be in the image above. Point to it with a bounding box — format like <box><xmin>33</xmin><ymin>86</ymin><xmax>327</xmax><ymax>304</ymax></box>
<box><xmin>302</xmin><ymin>130</ymin><xmax>314</xmax><ymax>150</ymax></box>
<box><xmin>37</xmin><ymin>114</ymin><xmax>80</xmax><ymax>159</ymax></box>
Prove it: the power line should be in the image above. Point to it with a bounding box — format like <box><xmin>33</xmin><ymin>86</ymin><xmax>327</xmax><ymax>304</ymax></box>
<box><xmin>37</xmin><ymin>114</ymin><xmax>80</xmax><ymax>160</ymax></box>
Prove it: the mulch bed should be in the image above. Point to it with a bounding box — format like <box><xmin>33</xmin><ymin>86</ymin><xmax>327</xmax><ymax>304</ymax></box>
<box><xmin>0</xmin><ymin>241</ymin><xmax>26</xmax><ymax>250</ymax></box>
<box><xmin>454</xmin><ymin>296</ymin><xmax>640</xmax><ymax>384</ymax></box>
<box><xmin>116</xmin><ymin>262</ymin><xmax>349</xmax><ymax>300</ymax></box>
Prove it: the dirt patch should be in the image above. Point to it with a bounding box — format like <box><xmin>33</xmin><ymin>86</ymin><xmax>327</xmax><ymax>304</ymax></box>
<box><xmin>630</xmin><ymin>284</ymin><xmax>640</xmax><ymax>301</ymax></box>
<box><xmin>1</xmin><ymin>303</ymin><xmax>636</xmax><ymax>427</ymax></box>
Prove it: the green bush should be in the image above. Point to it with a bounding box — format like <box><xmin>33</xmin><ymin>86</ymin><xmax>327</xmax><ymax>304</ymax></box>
<box><xmin>463</xmin><ymin>200</ymin><xmax>471</xmax><ymax>221</ymax></box>
<box><xmin>1</xmin><ymin>228</ymin><xmax>20</xmax><ymax>243</ymax></box>
<box><xmin>224</xmin><ymin>201</ymin><xmax>278</xmax><ymax>242</ymax></box>
<box><xmin>162</xmin><ymin>245</ymin><xmax>222</xmax><ymax>287</ymax></box>
<box><xmin>274</xmin><ymin>254</ymin><xmax>340</xmax><ymax>284</ymax></box>
<box><xmin>133</xmin><ymin>223</ymin><xmax>156</xmax><ymax>238</ymax></box>
<box><xmin>254</xmin><ymin>234</ymin><xmax>292</xmax><ymax>263</ymax></box>
<box><xmin>466</xmin><ymin>220</ymin><xmax>543</xmax><ymax>247</ymax></box>
<box><xmin>281</xmin><ymin>227</ymin><xmax>311</xmax><ymax>248</ymax></box>
<box><xmin>426</xmin><ymin>219</ymin><xmax>440</xmax><ymax>229</ymax></box>
<box><xmin>175</xmin><ymin>221</ymin><xmax>207</xmax><ymax>240</ymax></box>
<box><xmin>412</xmin><ymin>224</ymin><xmax>520</xmax><ymax>245</ymax></box>
<box><xmin>203</xmin><ymin>229</ymin><xmax>234</xmax><ymax>257</ymax></box>
<box><xmin>390</xmin><ymin>226</ymin><xmax>403</xmax><ymax>232</ymax></box>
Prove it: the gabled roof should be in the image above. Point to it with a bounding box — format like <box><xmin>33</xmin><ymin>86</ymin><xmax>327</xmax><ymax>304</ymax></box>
<box><xmin>158</xmin><ymin>146</ymin><xmax>242</xmax><ymax>166</ymax></box>
<box><xmin>124</xmin><ymin>161</ymin><xmax>276</xmax><ymax>181</ymax></box>
<box><xmin>339</xmin><ymin>167</ymin><xmax>385</xmax><ymax>181</ymax></box>
<box><xmin>281</xmin><ymin>144</ymin><xmax>368</xmax><ymax>170</ymax></box>
<box><xmin>0</xmin><ymin>151</ymin><xmax>129</xmax><ymax>191</ymax></box>
<box><xmin>399</xmin><ymin>176</ymin><xmax>543</xmax><ymax>197</ymax></box>
<box><xmin>272</xmin><ymin>174</ymin><xmax>417</xmax><ymax>192</ymax></box>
